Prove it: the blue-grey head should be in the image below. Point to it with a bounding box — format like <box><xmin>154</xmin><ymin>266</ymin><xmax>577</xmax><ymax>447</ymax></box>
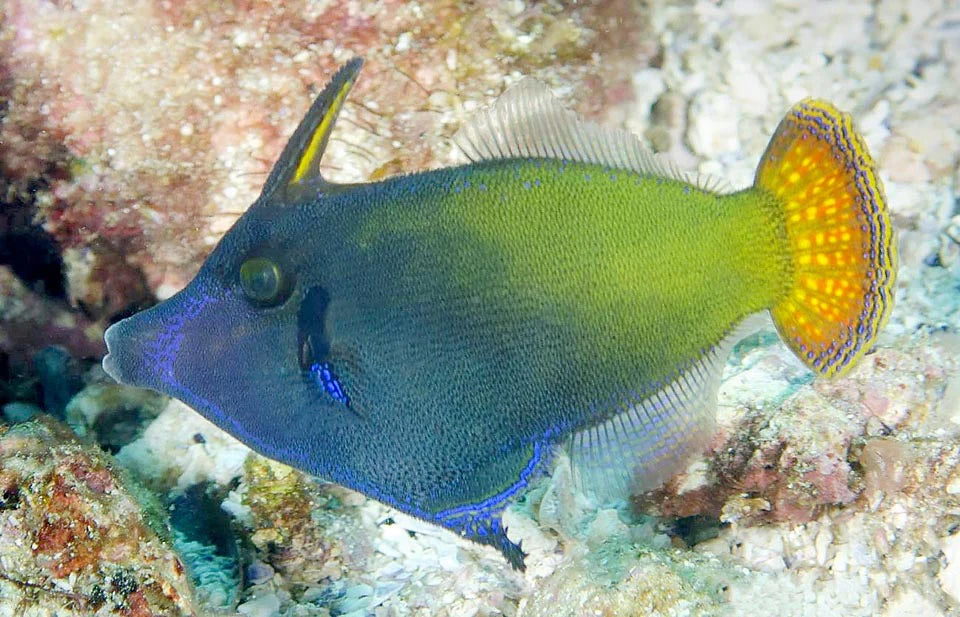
<box><xmin>102</xmin><ymin>60</ymin><xmax>371</xmax><ymax>477</ymax></box>
<box><xmin>103</xmin><ymin>204</ymin><xmax>324</xmax><ymax>466</ymax></box>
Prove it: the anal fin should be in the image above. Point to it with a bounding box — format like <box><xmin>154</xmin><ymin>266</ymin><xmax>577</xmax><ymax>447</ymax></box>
<box><xmin>568</xmin><ymin>315</ymin><xmax>765</xmax><ymax>504</ymax></box>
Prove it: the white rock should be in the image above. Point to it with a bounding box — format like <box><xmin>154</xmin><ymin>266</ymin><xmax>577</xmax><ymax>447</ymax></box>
<box><xmin>584</xmin><ymin>509</ymin><xmax>630</xmax><ymax>549</ymax></box>
<box><xmin>939</xmin><ymin>371</ymin><xmax>960</xmax><ymax>432</ymax></box>
<box><xmin>814</xmin><ymin>525</ymin><xmax>835</xmax><ymax>567</ymax></box>
<box><xmin>630</xmin><ymin>68</ymin><xmax>666</xmax><ymax>134</ymax></box>
<box><xmin>724</xmin><ymin>57</ymin><xmax>771</xmax><ymax>117</ymax></box>
<box><xmin>676</xmin><ymin>459</ymin><xmax>712</xmax><ymax>494</ymax></box>
<box><xmin>395</xmin><ymin>32</ymin><xmax>412</xmax><ymax>52</ymax></box>
<box><xmin>881</xmin><ymin>588</ymin><xmax>945</xmax><ymax>617</ymax></box>
<box><xmin>503</xmin><ymin>508</ymin><xmax>558</xmax><ymax>556</ymax></box>
<box><xmin>947</xmin><ymin>472</ymin><xmax>960</xmax><ymax>495</ymax></box>
<box><xmin>938</xmin><ymin>532</ymin><xmax>960</xmax><ymax>603</ymax></box>
<box><xmin>116</xmin><ymin>399</ymin><xmax>250</xmax><ymax>490</ymax></box>
<box><xmin>730</xmin><ymin>526</ymin><xmax>787</xmax><ymax>572</ymax></box>
<box><xmin>237</xmin><ymin>593</ymin><xmax>281</xmax><ymax>617</ymax></box>
<box><xmin>687</xmin><ymin>91</ymin><xmax>740</xmax><ymax>157</ymax></box>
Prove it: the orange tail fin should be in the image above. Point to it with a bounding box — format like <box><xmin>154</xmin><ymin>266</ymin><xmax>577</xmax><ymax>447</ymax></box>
<box><xmin>757</xmin><ymin>99</ymin><xmax>896</xmax><ymax>377</ymax></box>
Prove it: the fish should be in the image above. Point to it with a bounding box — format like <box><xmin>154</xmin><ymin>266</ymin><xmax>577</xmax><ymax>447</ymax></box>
<box><xmin>102</xmin><ymin>57</ymin><xmax>896</xmax><ymax>569</ymax></box>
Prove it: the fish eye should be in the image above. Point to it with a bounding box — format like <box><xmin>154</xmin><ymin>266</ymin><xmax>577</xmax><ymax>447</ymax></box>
<box><xmin>239</xmin><ymin>257</ymin><xmax>291</xmax><ymax>306</ymax></box>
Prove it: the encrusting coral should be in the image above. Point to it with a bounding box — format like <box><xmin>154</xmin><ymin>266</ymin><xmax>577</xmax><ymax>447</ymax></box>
<box><xmin>0</xmin><ymin>417</ymin><xmax>196</xmax><ymax>616</ymax></box>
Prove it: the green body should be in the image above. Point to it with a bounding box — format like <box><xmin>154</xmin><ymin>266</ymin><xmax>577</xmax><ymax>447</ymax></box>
<box><xmin>351</xmin><ymin>159</ymin><xmax>790</xmax><ymax>420</ymax></box>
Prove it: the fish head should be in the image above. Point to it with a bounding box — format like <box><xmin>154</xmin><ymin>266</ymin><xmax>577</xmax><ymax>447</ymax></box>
<box><xmin>104</xmin><ymin>59</ymin><xmax>372</xmax><ymax>470</ymax></box>
<box><xmin>102</xmin><ymin>201</ymin><xmax>345</xmax><ymax>470</ymax></box>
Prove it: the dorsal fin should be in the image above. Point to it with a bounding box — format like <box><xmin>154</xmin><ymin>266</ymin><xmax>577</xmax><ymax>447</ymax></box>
<box><xmin>259</xmin><ymin>57</ymin><xmax>364</xmax><ymax>205</ymax></box>
<box><xmin>454</xmin><ymin>77</ymin><xmax>689</xmax><ymax>182</ymax></box>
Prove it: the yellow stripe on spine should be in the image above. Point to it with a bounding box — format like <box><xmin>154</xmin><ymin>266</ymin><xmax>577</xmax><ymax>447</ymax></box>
<box><xmin>758</xmin><ymin>99</ymin><xmax>896</xmax><ymax>378</ymax></box>
<box><xmin>291</xmin><ymin>79</ymin><xmax>354</xmax><ymax>185</ymax></box>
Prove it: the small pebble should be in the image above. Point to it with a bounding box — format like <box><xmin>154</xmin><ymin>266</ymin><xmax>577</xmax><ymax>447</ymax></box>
<box><xmin>237</xmin><ymin>593</ymin><xmax>280</xmax><ymax>617</ymax></box>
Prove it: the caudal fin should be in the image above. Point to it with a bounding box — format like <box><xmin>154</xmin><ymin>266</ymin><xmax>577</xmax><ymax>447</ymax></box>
<box><xmin>757</xmin><ymin>99</ymin><xmax>896</xmax><ymax>378</ymax></box>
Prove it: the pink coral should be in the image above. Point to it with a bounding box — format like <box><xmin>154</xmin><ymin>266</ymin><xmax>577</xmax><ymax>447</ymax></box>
<box><xmin>0</xmin><ymin>266</ymin><xmax>104</xmax><ymax>366</ymax></box>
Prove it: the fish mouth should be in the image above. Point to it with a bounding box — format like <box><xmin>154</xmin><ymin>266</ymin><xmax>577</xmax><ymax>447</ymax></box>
<box><xmin>101</xmin><ymin>321</ymin><xmax>123</xmax><ymax>382</ymax></box>
<box><xmin>100</xmin><ymin>308</ymin><xmax>171</xmax><ymax>392</ymax></box>
<box><xmin>102</xmin><ymin>317</ymin><xmax>145</xmax><ymax>386</ymax></box>
<box><xmin>100</xmin><ymin>283</ymin><xmax>228</xmax><ymax>397</ymax></box>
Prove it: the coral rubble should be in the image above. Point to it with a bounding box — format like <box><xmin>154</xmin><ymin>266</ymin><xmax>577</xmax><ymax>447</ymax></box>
<box><xmin>0</xmin><ymin>417</ymin><xmax>195</xmax><ymax>616</ymax></box>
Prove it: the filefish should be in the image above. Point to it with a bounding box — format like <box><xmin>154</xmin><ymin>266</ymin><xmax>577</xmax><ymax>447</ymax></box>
<box><xmin>103</xmin><ymin>58</ymin><xmax>896</xmax><ymax>568</ymax></box>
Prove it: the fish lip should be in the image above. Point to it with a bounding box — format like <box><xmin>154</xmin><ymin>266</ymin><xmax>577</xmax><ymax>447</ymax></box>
<box><xmin>101</xmin><ymin>351</ymin><xmax>118</xmax><ymax>380</ymax></box>
<box><xmin>101</xmin><ymin>321</ymin><xmax>123</xmax><ymax>382</ymax></box>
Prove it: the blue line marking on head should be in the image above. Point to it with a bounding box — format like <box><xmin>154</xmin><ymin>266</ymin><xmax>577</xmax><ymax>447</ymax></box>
<box><xmin>311</xmin><ymin>361</ymin><xmax>350</xmax><ymax>406</ymax></box>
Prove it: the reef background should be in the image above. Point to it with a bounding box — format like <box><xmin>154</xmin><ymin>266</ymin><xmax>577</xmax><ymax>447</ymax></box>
<box><xmin>1</xmin><ymin>0</ymin><xmax>958</xmax><ymax>616</ymax></box>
